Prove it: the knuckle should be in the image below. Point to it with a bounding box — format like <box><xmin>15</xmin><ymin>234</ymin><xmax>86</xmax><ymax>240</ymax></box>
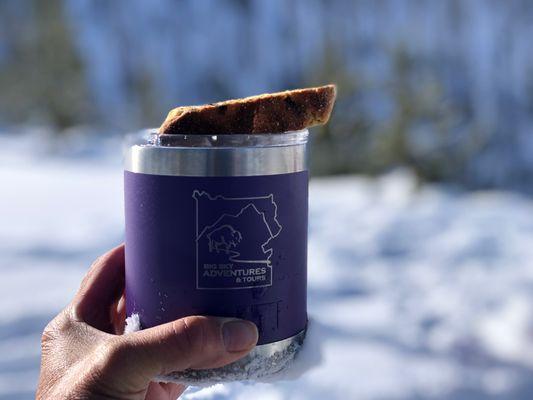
<box><xmin>41</xmin><ymin>311</ymin><xmax>72</xmax><ymax>346</ymax></box>
<box><xmin>174</xmin><ymin>316</ymin><xmax>211</xmax><ymax>354</ymax></box>
<box><xmin>172</xmin><ymin>317</ymin><xmax>236</xmax><ymax>369</ymax></box>
<box><xmin>41</xmin><ymin>322</ymin><xmax>55</xmax><ymax>344</ymax></box>
<box><xmin>94</xmin><ymin>336</ymin><xmax>129</xmax><ymax>370</ymax></box>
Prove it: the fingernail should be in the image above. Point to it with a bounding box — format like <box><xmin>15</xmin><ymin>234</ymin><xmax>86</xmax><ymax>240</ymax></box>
<box><xmin>222</xmin><ymin>320</ymin><xmax>258</xmax><ymax>352</ymax></box>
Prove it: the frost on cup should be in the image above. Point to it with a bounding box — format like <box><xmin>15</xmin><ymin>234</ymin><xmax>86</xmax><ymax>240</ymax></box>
<box><xmin>123</xmin><ymin>85</ymin><xmax>336</xmax><ymax>384</ymax></box>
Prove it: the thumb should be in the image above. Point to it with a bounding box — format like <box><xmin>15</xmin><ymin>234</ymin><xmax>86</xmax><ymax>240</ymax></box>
<box><xmin>99</xmin><ymin>316</ymin><xmax>258</xmax><ymax>387</ymax></box>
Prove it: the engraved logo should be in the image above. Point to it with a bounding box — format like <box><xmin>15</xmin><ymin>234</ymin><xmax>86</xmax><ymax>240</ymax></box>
<box><xmin>193</xmin><ymin>190</ymin><xmax>282</xmax><ymax>289</ymax></box>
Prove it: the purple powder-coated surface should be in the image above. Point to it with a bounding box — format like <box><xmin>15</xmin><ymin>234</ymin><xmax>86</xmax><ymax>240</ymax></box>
<box><xmin>124</xmin><ymin>171</ymin><xmax>308</xmax><ymax>345</ymax></box>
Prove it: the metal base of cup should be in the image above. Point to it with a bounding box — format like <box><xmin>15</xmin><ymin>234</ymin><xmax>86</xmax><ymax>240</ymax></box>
<box><xmin>154</xmin><ymin>328</ymin><xmax>307</xmax><ymax>385</ymax></box>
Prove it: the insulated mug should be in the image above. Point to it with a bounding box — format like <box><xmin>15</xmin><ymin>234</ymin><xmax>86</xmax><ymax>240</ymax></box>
<box><xmin>124</xmin><ymin>129</ymin><xmax>308</xmax><ymax>380</ymax></box>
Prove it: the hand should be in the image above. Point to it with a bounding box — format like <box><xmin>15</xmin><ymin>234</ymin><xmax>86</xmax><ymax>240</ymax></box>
<box><xmin>37</xmin><ymin>244</ymin><xmax>258</xmax><ymax>399</ymax></box>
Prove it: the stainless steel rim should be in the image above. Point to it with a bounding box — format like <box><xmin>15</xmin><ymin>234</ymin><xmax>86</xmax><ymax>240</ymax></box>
<box><xmin>249</xmin><ymin>328</ymin><xmax>306</xmax><ymax>357</ymax></box>
<box><xmin>124</xmin><ymin>130</ymin><xmax>308</xmax><ymax>177</ymax></box>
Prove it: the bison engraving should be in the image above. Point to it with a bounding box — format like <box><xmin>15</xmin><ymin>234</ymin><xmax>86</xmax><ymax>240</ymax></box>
<box><xmin>206</xmin><ymin>225</ymin><xmax>242</xmax><ymax>254</ymax></box>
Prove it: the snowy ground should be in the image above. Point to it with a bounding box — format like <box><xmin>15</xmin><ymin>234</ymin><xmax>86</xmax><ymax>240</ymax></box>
<box><xmin>2</xmin><ymin>131</ymin><xmax>533</xmax><ymax>399</ymax></box>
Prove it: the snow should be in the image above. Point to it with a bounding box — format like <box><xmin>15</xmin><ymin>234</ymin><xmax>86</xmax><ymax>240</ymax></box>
<box><xmin>3</xmin><ymin>132</ymin><xmax>533</xmax><ymax>398</ymax></box>
<box><xmin>126</xmin><ymin>318</ymin><xmax>313</xmax><ymax>387</ymax></box>
<box><xmin>124</xmin><ymin>313</ymin><xmax>141</xmax><ymax>334</ymax></box>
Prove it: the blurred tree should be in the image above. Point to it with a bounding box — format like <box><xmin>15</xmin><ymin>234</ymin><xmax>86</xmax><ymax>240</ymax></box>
<box><xmin>0</xmin><ymin>0</ymin><xmax>92</xmax><ymax>128</ymax></box>
<box><xmin>306</xmin><ymin>43</ymin><xmax>373</xmax><ymax>176</ymax></box>
<box><xmin>306</xmin><ymin>42</ymin><xmax>485</xmax><ymax>183</ymax></box>
<box><xmin>377</xmin><ymin>47</ymin><xmax>485</xmax><ymax>183</ymax></box>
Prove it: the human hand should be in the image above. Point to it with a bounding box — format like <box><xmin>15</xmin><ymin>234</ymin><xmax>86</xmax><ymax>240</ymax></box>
<box><xmin>36</xmin><ymin>244</ymin><xmax>258</xmax><ymax>399</ymax></box>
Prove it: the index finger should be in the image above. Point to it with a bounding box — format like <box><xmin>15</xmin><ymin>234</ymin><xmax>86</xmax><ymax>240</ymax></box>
<box><xmin>70</xmin><ymin>244</ymin><xmax>125</xmax><ymax>332</ymax></box>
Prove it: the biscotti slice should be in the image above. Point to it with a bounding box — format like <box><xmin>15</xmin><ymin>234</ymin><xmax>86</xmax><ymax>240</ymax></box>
<box><xmin>159</xmin><ymin>84</ymin><xmax>336</xmax><ymax>135</ymax></box>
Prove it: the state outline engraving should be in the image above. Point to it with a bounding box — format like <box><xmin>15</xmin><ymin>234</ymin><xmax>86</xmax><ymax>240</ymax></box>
<box><xmin>193</xmin><ymin>190</ymin><xmax>283</xmax><ymax>290</ymax></box>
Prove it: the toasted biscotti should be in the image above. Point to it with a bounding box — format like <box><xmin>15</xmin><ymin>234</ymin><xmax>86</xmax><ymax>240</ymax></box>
<box><xmin>159</xmin><ymin>84</ymin><xmax>336</xmax><ymax>135</ymax></box>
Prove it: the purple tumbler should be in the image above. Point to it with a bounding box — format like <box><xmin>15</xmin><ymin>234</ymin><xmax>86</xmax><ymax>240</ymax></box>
<box><xmin>124</xmin><ymin>129</ymin><xmax>308</xmax><ymax>381</ymax></box>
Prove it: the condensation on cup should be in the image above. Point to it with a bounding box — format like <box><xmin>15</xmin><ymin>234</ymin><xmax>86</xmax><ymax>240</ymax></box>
<box><xmin>123</xmin><ymin>129</ymin><xmax>309</xmax><ymax>382</ymax></box>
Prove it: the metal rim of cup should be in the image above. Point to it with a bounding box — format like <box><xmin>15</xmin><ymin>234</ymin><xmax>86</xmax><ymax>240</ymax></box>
<box><xmin>124</xmin><ymin>129</ymin><xmax>309</xmax><ymax>177</ymax></box>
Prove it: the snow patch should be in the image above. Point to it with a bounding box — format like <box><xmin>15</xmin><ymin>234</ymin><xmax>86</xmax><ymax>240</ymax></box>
<box><xmin>124</xmin><ymin>313</ymin><xmax>141</xmax><ymax>334</ymax></box>
<box><xmin>125</xmin><ymin>316</ymin><xmax>321</xmax><ymax>386</ymax></box>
